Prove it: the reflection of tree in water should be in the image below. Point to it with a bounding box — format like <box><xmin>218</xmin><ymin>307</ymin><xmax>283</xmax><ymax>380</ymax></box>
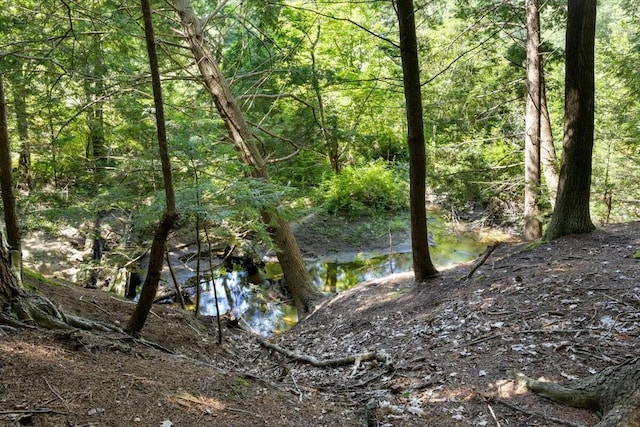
<box><xmin>192</xmin><ymin>227</ymin><xmax>493</xmax><ymax>334</ymax></box>
<box><xmin>310</xmin><ymin>254</ymin><xmax>415</xmax><ymax>293</ymax></box>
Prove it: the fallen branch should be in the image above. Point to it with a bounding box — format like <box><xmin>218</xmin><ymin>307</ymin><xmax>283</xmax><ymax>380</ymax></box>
<box><xmin>0</xmin><ymin>408</ymin><xmax>67</xmax><ymax>415</ymax></box>
<box><xmin>257</xmin><ymin>337</ymin><xmax>393</xmax><ymax>369</ymax></box>
<box><xmin>464</xmin><ymin>242</ymin><xmax>501</xmax><ymax>280</ymax></box>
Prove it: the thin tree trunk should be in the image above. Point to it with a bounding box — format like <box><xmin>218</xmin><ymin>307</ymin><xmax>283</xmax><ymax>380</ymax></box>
<box><xmin>544</xmin><ymin>0</ymin><xmax>596</xmax><ymax>240</ymax></box>
<box><xmin>194</xmin><ymin>215</ymin><xmax>202</xmax><ymax>316</ymax></box>
<box><xmin>165</xmin><ymin>248</ymin><xmax>186</xmax><ymax>310</ymax></box>
<box><xmin>524</xmin><ymin>0</ymin><xmax>542</xmax><ymax>240</ymax></box>
<box><xmin>127</xmin><ymin>0</ymin><xmax>179</xmax><ymax>336</ymax></box>
<box><xmin>172</xmin><ymin>0</ymin><xmax>324</xmax><ymax>318</ymax></box>
<box><xmin>203</xmin><ymin>224</ymin><xmax>223</xmax><ymax>344</ymax></box>
<box><xmin>395</xmin><ymin>0</ymin><xmax>438</xmax><ymax>282</ymax></box>
<box><xmin>12</xmin><ymin>72</ymin><xmax>34</xmax><ymax>191</ymax></box>
<box><xmin>0</xmin><ymin>74</ymin><xmax>22</xmax><ymax>284</ymax></box>
<box><xmin>540</xmin><ymin>68</ymin><xmax>559</xmax><ymax>209</ymax></box>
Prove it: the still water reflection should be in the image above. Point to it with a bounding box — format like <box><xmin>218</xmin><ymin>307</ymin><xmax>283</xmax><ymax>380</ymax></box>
<box><xmin>194</xmin><ymin>217</ymin><xmax>497</xmax><ymax>335</ymax></box>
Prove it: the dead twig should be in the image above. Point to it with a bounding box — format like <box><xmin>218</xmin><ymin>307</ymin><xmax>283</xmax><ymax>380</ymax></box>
<box><xmin>487</xmin><ymin>404</ymin><xmax>501</xmax><ymax>427</ymax></box>
<box><xmin>77</xmin><ymin>297</ymin><xmax>112</xmax><ymax>317</ymax></box>
<box><xmin>42</xmin><ymin>376</ymin><xmax>71</xmax><ymax>414</ymax></box>
<box><xmin>257</xmin><ymin>337</ymin><xmax>393</xmax><ymax>369</ymax></box>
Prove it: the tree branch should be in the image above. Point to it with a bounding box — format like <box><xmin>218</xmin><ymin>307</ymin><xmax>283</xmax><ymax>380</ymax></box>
<box><xmin>257</xmin><ymin>337</ymin><xmax>393</xmax><ymax>369</ymax></box>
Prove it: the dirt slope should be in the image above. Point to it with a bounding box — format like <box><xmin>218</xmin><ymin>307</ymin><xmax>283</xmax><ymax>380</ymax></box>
<box><xmin>2</xmin><ymin>222</ymin><xmax>639</xmax><ymax>426</ymax></box>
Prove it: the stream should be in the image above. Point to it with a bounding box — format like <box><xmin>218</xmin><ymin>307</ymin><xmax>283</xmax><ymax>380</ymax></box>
<box><xmin>179</xmin><ymin>214</ymin><xmax>501</xmax><ymax>335</ymax></box>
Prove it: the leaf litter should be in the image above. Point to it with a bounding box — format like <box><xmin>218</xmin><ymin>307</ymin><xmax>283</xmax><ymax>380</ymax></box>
<box><xmin>1</xmin><ymin>222</ymin><xmax>639</xmax><ymax>426</ymax></box>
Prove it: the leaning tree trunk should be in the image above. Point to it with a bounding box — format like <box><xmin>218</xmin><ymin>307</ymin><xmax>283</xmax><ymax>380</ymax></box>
<box><xmin>172</xmin><ymin>0</ymin><xmax>325</xmax><ymax>318</ymax></box>
<box><xmin>126</xmin><ymin>0</ymin><xmax>179</xmax><ymax>336</ymax></box>
<box><xmin>519</xmin><ymin>357</ymin><xmax>640</xmax><ymax>427</ymax></box>
<box><xmin>126</xmin><ymin>213</ymin><xmax>177</xmax><ymax>335</ymax></box>
<box><xmin>524</xmin><ymin>0</ymin><xmax>542</xmax><ymax>240</ymax></box>
<box><xmin>544</xmin><ymin>0</ymin><xmax>596</xmax><ymax>240</ymax></box>
<box><xmin>395</xmin><ymin>0</ymin><xmax>438</xmax><ymax>281</ymax></box>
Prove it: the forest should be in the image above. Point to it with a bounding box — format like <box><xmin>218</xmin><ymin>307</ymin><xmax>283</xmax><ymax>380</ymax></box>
<box><xmin>1</xmin><ymin>0</ymin><xmax>640</xmax><ymax>426</ymax></box>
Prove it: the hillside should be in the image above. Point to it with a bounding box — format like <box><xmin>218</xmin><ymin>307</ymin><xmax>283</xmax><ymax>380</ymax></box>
<box><xmin>1</xmin><ymin>222</ymin><xmax>639</xmax><ymax>426</ymax></box>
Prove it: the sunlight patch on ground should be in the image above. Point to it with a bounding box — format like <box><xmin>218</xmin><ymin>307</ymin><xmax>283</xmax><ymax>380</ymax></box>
<box><xmin>170</xmin><ymin>392</ymin><xmax>226</xmax><ymax>413</ymax></box>
<box><xmin>0</xmin><ymin>340</ymin><xmax>73</xmax><ymax>363</ymax></box>
<box><xmin>488</xmin><ymin>378</ymin><xmax>529</xmax><ymax>398</ymax></box>
<box><xmin>22</xmin><ymin>228</ymin><xmax>89</xmax><ymax>282</ymax></box>
<box><xmin>417</xmin><ymin>378</ymin><xmax>528</xmax><ymax>404</ymax></box>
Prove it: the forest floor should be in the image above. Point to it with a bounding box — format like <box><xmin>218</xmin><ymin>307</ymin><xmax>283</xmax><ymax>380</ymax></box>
<box><xmin>2</xmin><ymin>220</ymin><xmax>640</xmax><ymax>426</ymax></box>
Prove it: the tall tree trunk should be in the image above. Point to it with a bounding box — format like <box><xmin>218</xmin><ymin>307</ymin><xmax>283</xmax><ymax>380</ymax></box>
<box><xmin>0</xmin><ymin>74</ymin><xmax>22</xmax><ymax>284</ymax></box>
<box><xmin>524</xmin><ymin>0</ymin><xmax>542</xmax><ymax>240</ymax></box>
<box><xmin>539</xmin><ymin>68</ymin><xmax>559</xmax><ymax>209</ymax></box>
<box><xmin>83</xmin><ymin>35</ymin><xmax>109</xmax><ymax>288</ymax></box>
<box><xmin>544</xmin><ymin>0</ymin><xmax>596</xmax><ymax>240</ymax></box>
<box><xmin>171</xmin><ymin>0</ymin><xmax>325</xmax><ymax>318</ymax></box>
<box><xmin>395</xmin><ymin>0</ymin><xmax>438</xmax><ymax>282</ymax></box>
<box><xmin>127</xmin><ymin>0</ymin><xmax>178</xmax><ymax>337</ymax></box>
<box><xmin>11</xmin><ymin>71</ymin><xmax>34</xmax><ymax>191</ymax></box>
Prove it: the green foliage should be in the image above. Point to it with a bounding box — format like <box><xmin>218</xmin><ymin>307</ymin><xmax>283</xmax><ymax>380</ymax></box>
<box><xmin>271</xmin><ymin>150</ymin><xmax>332</xmax><ymax>189</ymax></box>
<box><xmin>4</xmin><ymin>0</ymin><xmax>640</xmax><ymax>257</ymax></box>
<box><xmin>318</xmin><ymin>161</ymin><xmax>408</xmax><ymax>218</ymax></box>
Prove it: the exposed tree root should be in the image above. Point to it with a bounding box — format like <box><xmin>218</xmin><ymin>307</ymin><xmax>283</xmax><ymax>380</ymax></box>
<box><xmin>2</xmin><ymin>294</ymin><xmax>121</xmax><ymax>333</ymax></box>
<box><xmin>486</xmin><ymin>394</ymin><xmax>585</xmax><ymax>427</ymax></box>
<box><xmin>257</xmin><ymin>336</ymin><xmax>394</xmax><ymax>370</ymax></box>
<box><xmin>516</xmin><ymin>357</ymin><xmax>640</xmax><ymax>427</ymax></box>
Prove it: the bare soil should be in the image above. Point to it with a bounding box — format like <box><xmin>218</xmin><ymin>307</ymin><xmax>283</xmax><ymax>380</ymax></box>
<box><xmin>2</xmin><ymin>221</ymin><xmax>640</xmax><ymax>426</ymax></box>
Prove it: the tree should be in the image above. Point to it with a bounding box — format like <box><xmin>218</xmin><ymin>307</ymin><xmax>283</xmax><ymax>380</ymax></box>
<box><xmin>126</xmin><ymin>0</ymin><xmax>178</xmax><ymax>337</ymax></box>
<box><xmin>171</xmin><ymin>0</ymin><xmax>325</xmax><ymax>318</ymax></box>
<box><xmin>524</xmin><ymin>0</ymin><xmax>542</xmax><ymax>240</ymax></box>
<box><xmin>544</xmin><ymin>0</ymin><xmax>596</xmax><ymax>240</ymax></box>
<box><xmin>394</xmin><ymin>0</ymin><xmax>438</xmax><ymax>281</ymax></box>
<box><xmin>10</xmin><ymin>67</ymin><xmax>34</xmax><ymax>191</ymax></box>
<box><xmin>540</xmin><ymin>68</ymin><xmax>559</xmax><ymax>210</ymax></box>
<box><xmin>519</xmin><ymin>356</ymin><xmax>640</xmax><ymax>427</ymax></box>
<box><xmin>0</xmin><ymin>71</ymin><xmax>113</xmax><ymax>332</ymax></box>
<box><xmin>0</xmin><ymin>74</ymin><xmax>22</xmax><ymax>284</ymax></box>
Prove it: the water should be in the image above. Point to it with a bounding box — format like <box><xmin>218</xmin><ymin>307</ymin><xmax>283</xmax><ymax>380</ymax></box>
<box><xmin>196</xmin><ymin>272</ymin><xmax>298</xmax><ymax>336</ymax></box>
<box><xmin>194</xmin><ymin>215</ymin><xmax>498</xmax><ymax>335</ymax></box>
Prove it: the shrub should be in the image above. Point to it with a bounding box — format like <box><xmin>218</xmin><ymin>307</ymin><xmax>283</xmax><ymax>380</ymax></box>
<box><xmin>319</xmin><ymin>161</ymin><xmax>409</xmax><ymax>218</ymax></box>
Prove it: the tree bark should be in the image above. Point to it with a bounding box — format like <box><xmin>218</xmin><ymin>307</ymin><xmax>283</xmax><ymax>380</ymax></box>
<box><xmin>0</xmin><ymin>234</ymin><xmax>25</xmax><ymax>303</ymax></box>
<box><xmin>544</xmin><ymin>0</ymin><xmax>596</xmax><ymax>240</ymax></box>
<box><xmin>524</xmin><ymin>0</ymin><xmax>542</xmax><ymax>240</ymax></box>
<box><xmin>11</xmin><ymin>71</ymin><xmax>34</xmax><ymax>191</ymax></box>
<box><xmin>126</xmin><ymin>212</ymin><xmax>177</xmax><ymax>336</ymax></box>
<box><xmin>540</xmin><ymin>68</ymin><xmax>559</xmax><ymax>209</ymax></box>
<box><xmin>127</xmin><ymin>0</ymin><xmax>179</xmax><ymax>336</ymax></box>
<box><xmin>0</xmin><ymin>74</ymin><xmax>22</xmax><ymax>284</ymax></box>
<box><xmin>171</xmin><ymin>0</ymin><xmax>325</xmax><ymax>318</ymax></box>
<box><xmin>520</xmin><ymin>357</ymin><xmax>640</xmax><ymax>427</ymax></box>
<box><xmin>395</xmin><ymin>0</ymin><xmax>438</xmax><ymax>281</ymax></box>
